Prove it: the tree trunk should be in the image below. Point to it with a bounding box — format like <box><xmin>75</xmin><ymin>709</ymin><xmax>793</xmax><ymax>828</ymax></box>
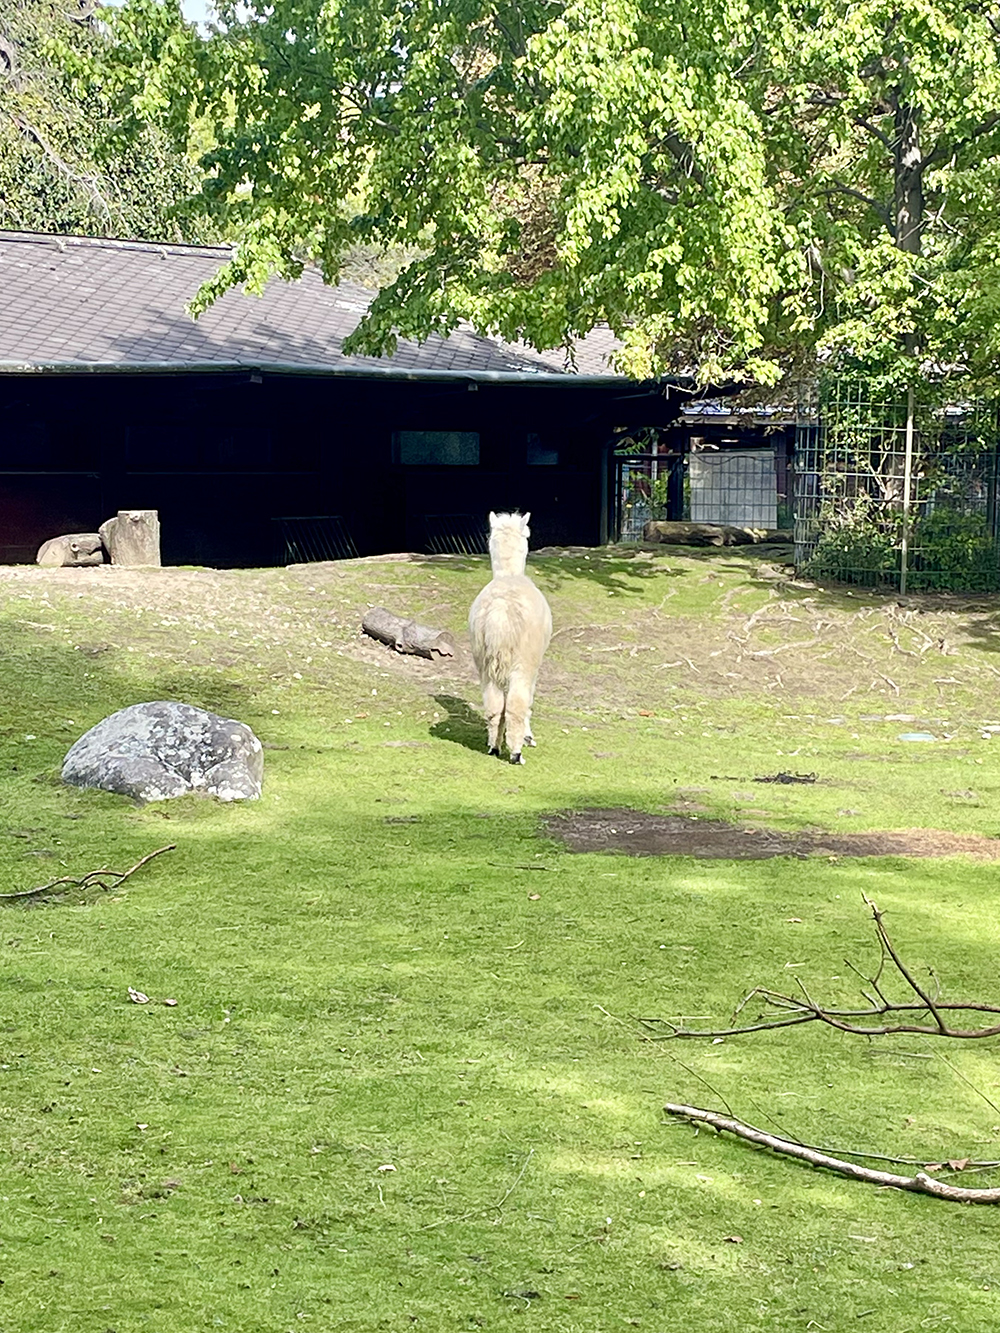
<box><xmin>643</xmin><ymin>520</ymin><xmax>785</xmax><ymax>546</ymax></box>
<box><xmin>893</xmin><ymin>99</ymin><xmax>923</xmax><ymax>258</ymax></box>
<box><xmin>362</xmin><ymin>607</ymin><xmax>457</xmax><ymax>659</ymax></box>
<box><xmin>99</xmin><ymin>510</ymin><xmax>161</xmax><ymax>566</ymax></box>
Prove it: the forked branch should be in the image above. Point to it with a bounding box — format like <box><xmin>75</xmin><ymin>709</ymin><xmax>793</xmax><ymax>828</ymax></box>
<box><xmin>642</xmin><ymin>895</ymin><xmax>1000</xmax><ymax>1040</ymax></box>
<box><xmin>0</xmin><ymin>844</ymin><xmax>176</xmax><ymax>902</ymax></box>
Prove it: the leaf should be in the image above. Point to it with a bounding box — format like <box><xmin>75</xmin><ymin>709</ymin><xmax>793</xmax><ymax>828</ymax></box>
<box><xmin>128</xmin><ymin>986</ymin><xmax>149</xmax><ymax>1004</ymax></box>
<box><xmin>723</xmin><ymin>1234</ymin><xmax>744</xmax><ymax>1243</ymax></box>
<box><xmin>947</xmin><ymin>1158</ymin><xmax>971</xmax><ymax>1172</ymax></box>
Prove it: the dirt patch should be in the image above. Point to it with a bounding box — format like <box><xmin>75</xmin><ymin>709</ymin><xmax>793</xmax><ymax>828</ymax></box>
<box><xmin>545</xmin><ymin>808</ymin><xmax>1000</xmax><ymax>860</ymax></box>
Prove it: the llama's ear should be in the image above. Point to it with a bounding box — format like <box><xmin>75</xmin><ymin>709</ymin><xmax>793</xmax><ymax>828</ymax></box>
<box><xmin>521</xmin><ymin>512</ymin><xmax>531</xmax><ymax>531</ymax></box>
<box><xmin>488</xmin><ymin>511</ymin><xmax>498</xmax><ymax>528</ymax></box>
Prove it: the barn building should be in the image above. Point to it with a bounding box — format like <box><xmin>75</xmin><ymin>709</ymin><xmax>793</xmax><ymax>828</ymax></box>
<box><xmin>0</xmin><ymin>230</ymin><xmax>690</xmax><ymax>567</ymax></box>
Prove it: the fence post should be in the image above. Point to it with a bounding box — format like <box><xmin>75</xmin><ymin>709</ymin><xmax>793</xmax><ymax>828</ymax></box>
<box><xmin>899</xmin><ymin>385</ymin><xmax>915</xmax><ymax>594</ymax></box>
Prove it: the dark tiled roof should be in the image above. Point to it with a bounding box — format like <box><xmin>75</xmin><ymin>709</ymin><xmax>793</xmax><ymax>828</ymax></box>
<box><xmin>0</xmin><ymin>231</ymin><xmax>623</xmax><ymax>380</ymax></box>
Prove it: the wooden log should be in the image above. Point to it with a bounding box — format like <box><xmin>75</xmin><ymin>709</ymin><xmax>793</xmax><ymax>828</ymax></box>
<box><xmin>362</xmin><ymin>607</ymin><xmax>456</xmax><ymax>659</ymax></box>
<box><xmin>36</xmin><ymin>533</ymin><xmax>105</xmax><ymax>568</ymax></box>
<box><xmin>643</xmin><ymin>520</ymin><xmax>786</xmax><ymax>546</ymax></box>
<box><xmin>99</xmin><ymin>510</ymin><xmax>161</xmax><ymax>566</ymax></box>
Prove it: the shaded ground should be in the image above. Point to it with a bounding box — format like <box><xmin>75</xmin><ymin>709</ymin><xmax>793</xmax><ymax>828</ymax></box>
<box><xmin>545</xmin><ymin>807</ymin><xmax>1000</xmax><ymax>860</ymax></box>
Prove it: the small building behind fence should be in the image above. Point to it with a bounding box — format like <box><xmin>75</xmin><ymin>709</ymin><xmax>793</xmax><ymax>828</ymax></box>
<box><xmin>794</xmin><ymin>379</ymin><xmax>1000</xmax><ymax>593</ymax></box>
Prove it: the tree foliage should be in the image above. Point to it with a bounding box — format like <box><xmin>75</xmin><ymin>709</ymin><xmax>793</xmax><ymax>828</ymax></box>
<box><xmin>0</xmin><ymin>0</ymin><xmax>216</xmax><ymax>240</ymax></box>
<box><xmin>70</xmin><ymin>0</ymin><xmax>1000</xmax><ymax>385</ymax></box>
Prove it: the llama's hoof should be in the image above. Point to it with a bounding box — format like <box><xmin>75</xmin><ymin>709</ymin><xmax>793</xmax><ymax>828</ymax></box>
<box><xmin>524</xmin><ymin>734</ymin><xmax>536</xmax><ymax>747</ymax></box>
<box><xmin>509</xmin><ymin>752</ymin><xmax>525</xmax><ymax>765</ymax></box>
<box><xmin>488</xmin><ymin>746</ymin><xmax>501</xmax><ymax>758</ymax></box>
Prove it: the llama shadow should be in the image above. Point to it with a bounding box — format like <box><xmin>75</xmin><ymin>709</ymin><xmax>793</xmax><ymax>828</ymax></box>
<box><xmin>429</xmin><ymin>694</ymin><xmax>490</xmax><ymax>754</ymax></box>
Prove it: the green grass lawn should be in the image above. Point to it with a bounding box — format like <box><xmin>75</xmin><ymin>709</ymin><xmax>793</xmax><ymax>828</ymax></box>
<box><xmin>2</xmin><ymin>547</ymin><xmax>1000</xmax><ymax>1331</ymax></box>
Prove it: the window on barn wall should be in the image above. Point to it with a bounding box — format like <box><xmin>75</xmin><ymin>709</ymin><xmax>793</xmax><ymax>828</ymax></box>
<box><xmin>127</xmin><ymin>423</ymin><xmax>284</xmax><ymax>471</ymax></box>
<box><xmin>0</xmin><ymin>420</ymin><xmax>97</xmax><ymax>471</ymax></box>
<box><xmin>393</xmin><ymin>431</ymin><xmax>480</xmax><ymax>465</ymax></box>
<box><xmin>526</xmin><ymin>432</ymin><xmax>559</xmax><ymax>466</ymax></box>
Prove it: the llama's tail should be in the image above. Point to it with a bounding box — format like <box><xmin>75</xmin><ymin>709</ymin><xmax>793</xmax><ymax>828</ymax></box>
<box><xmin>472</xmin><ymin>597</ymin><xmax>526</xmax><ymax>689</ymax></box>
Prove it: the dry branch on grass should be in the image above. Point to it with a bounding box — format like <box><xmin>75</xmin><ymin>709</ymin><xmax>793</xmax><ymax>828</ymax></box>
<box><xmin>664</xmin><ymin>1102</ymin><xmax>1000</xmax><ymax>1203</ymax></box>
<box><xmin>0</xmin><ymin>844</ymin><xmax>176</xmax><ymax>902</ymax></box>
<box><xmin>642</xmin><ymin>895</ymin><xmax>1000</xmax><ymax>1040</ymax></box>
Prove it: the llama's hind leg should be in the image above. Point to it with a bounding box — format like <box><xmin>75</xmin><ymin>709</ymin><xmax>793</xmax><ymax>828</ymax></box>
<box><xmin>503</xmin><ymin>675</ymin><xmax>533</xmax><ymax>764</ymax></box>
<box><xmin>482</xmin><ymin>681</ymin><xmax>505</xmax><ymax>757</ymax></box>
<box><xmin>523</xmin><ymin>679</ymin><xmax>540</xmax><ymax>745</ymax></box>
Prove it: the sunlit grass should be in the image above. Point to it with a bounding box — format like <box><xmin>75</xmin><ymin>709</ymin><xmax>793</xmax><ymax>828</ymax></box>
<box><xmin>1</xmin><ymin>550</ymin><xmax>1000</xmax><ymax>1329</ymax></box>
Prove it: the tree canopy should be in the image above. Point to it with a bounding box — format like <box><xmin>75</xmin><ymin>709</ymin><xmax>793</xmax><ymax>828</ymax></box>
<box><xmin>69</xmin><ymin>0</ymin><xmax>1000</xmax><ymax>386</ymax></box>
<box><xmin>0</xmin><ymin>0</ymin><xmax>216</xmax><ymax>240</ymax></box>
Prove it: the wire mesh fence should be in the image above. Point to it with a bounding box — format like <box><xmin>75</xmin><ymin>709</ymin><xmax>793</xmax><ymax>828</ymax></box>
<box><xmin>794</xmin><ymin>381</ymin><xmax>1000</xmax><ymax>592</ymax></box>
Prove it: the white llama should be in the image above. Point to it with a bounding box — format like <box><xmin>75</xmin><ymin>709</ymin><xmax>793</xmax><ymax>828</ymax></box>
<box><xmin>468</xmin><ymin>511</ymin><xmax>553</xmax><ymax>764</ymax></box>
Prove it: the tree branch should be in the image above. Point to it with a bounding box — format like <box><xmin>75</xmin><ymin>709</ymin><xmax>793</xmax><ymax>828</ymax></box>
<box><xmin>10</xmin><ymin>112</ymin><xmax>111</xmax><ymax>217</ymax></box>
<box><xmin>642</xmin><ymin>896</ymin><xmax>1000</xmax><ymax>1040</ymax></box>
<box><xmin>925</xmin><ymin>112</ymin><xmax>1000</xmax><ymax>167</ymax></box>
<box><xmin>819</xmin><ymin>179</ymin><xmax>892</xmax><ymax>226</ymax></box>
<box><xmin>663</xmin><ymin>1102</ymin><xmax>1000</xmax><ymax>1203</ymax></box>
<box><xmin>853</xmin><ymin>113</ymin><xmax>895</xmax><ymax>152</ymax></box>
<box><xmin>0</xmin><ymin>844</ymin><xmax>176</xmax><ymax>902</ymax></box>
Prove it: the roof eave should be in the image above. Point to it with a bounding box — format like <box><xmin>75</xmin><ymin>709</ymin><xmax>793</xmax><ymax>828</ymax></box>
<box><xmin>0</xmin><ymin>359</ymin><xmax>635</xmax><ymax>386</ymax></box>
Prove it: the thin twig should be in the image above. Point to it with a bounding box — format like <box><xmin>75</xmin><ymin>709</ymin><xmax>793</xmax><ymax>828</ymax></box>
<box><xmin>863</xmin><ymin>893</ymin><xmax>947</xmax><ymax>1033</ymax></box>
<box><xmin>0</xmin><ymin>845</ymin><xmax>176</xmax><ymax>902</ymax></box>
<box><xmin>663</xmin><ymin>1102</ymin><xmax>1000</xmax><ymax>1204</ymax></box>
<box><xmin>936</xmin><ymin>1052</ymin><xmax>1000</xmax><ymax>1119</ymax></box>
<box><xmin>420</xmin><ymin>1149</ymin><xmax>534</xmax><ymax>1230</ymax></box>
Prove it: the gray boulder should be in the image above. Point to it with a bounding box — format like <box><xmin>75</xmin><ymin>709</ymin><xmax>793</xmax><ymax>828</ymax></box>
<box><xmin>62</xmin><ymin>702</ymin><xmax>263</xmax><ymax>802</ymax></box>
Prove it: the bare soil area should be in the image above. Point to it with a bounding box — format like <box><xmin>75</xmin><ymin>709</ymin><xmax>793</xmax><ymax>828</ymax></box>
<box><xmin>545</xmin><ymin>808</ymin><xmax>1000</xmax><ymax>860</ymax></box>
<box><xmin>4</xmin><ymin>548</ymin><xmax>1000</xmax><ymax>717</ymax></box>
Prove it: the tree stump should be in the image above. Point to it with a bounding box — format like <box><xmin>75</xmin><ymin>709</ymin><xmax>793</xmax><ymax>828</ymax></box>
<box><xmin>362</xmin><ymin>607</ymin><xmax>456</xmax><ymax>659</ymax></box>
<box><xmin>36</xmin><ymin>533</ymin><xmax>105</xmax><ymax>568</ymax></box>
<box><xmin>99</xmin><ymin>510</ymin><xmax>161</xmax><ymax>566</ymax></box>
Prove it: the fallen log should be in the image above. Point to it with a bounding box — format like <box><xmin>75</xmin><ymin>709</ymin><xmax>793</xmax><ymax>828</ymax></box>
<box><xmin>362</xmin><ymin>607</ymin><xmax>456</xmax><ymax>659</ymax></box>
<box><xmin>643</xmin><ymin>521</ymin><xmax>786</xmax><ymax>546</ymax></box>
<box><xmin>36</xmin><ymin>532</ymin><xmax>104</xmax><ymax>567</ymax></box>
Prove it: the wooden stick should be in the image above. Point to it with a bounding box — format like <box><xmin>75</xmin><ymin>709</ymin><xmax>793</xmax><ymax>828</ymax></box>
<box><xmin>0</xmin><ymin>844</ymin><xmax>176</xmax><ymax>902</ymax></box>
<box><xmin>663</xmin><ymin>1102</ymin><xmax>1000</xmax><ymax>1203</ymax></box>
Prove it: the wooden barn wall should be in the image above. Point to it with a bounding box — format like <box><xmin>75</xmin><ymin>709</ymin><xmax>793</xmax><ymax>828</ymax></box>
<box><xmin>0</xmin><ymin>372</ymin><xmax>662</xmax><ymax>567</ymax></box>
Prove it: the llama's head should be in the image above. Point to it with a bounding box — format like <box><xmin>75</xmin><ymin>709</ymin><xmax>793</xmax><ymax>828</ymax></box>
<box><xmin>488</xmin><ymin>511</ymin><xmax>530</xmax><ymax>575</ymax></box>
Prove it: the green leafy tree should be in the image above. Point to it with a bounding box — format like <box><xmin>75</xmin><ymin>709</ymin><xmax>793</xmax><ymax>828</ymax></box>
<box><xmin>0</xmin><ymin>0</ymin><xmax>216</xmax><ymax>240</ymax></box>
<box><xmin>71</xmin><ymin>0</ymin><xmax>1000</xmax><ymax>385</ymax></box>
<box><xmin>761</xmin><ymin>0</ymin><xmax>1000</xmax><ymax>389</ymax></box>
